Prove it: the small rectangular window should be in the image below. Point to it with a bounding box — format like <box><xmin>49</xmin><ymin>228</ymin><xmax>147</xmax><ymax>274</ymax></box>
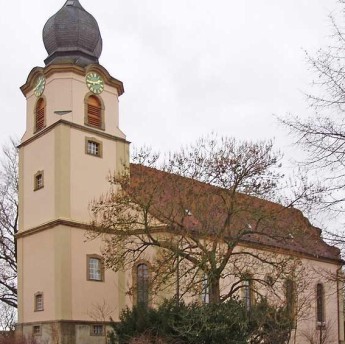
<box><xmin>91</xmin><ymin>324</ymin><xmax>104</xmax><ymax>336</ymax></box>
<box><xmin>35</xmin><ymin>292</ymin><xmax>44</xmax><ymax>312</ymax></box>
<box><xmin>34</xmin><ymin>171</ymin><xmax>44</xmax><ymax>190</ymax></box>
<box><xmin>87</xmin><ymin>255</ymin><xmax>104</xmax><ymax>282</ymax></box>
<box><xmin>36</xmin><ymin>174</ymin><xmax>43</xmax><ymax>188</ymax></box>
<box><xmin>85</xmin><ymin>137</ymin><xmax>102</xmax><ymax>158</ymax></box>
<box><xmin>89</xmin><ymin>258</ymin><xmax>102</xmax><ymax>280</ymax></box>
<box><xmin>33</xmin><ymin>325</ymin><xmax>41</xmax><ymax>336</ymax></box>
<box><xmin>88</xmin><ymin>141</ymin><xmax>99</xmax><ymax>155</ymax></box>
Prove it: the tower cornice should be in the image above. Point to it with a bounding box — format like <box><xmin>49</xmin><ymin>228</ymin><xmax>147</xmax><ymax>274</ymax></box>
<box><xmin>20</xmin><ymin>64</ymin><xmax>124</xmax><ymax>97</ymax></box>
<box><xmin>18</xmin><ymin>119</ymin><xmax>130</xmax><ymax>149</ymax></box>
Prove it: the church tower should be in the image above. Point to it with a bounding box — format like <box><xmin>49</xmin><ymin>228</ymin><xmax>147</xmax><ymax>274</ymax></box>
<box><xmin>16</xmin><ymin>1</ymin><xmax>129</xmax><ymax>343</ymax></box>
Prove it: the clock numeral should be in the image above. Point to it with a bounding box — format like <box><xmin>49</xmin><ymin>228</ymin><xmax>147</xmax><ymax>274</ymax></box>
<box><xmin>34</xmin><ymin>75</ymin><xmax>46</xmax><ymax>97</ymax></box>
<box><xmin>86</xmin><ymin>72</ymin><xmax>104</xmax><ymax>95</ymax></box>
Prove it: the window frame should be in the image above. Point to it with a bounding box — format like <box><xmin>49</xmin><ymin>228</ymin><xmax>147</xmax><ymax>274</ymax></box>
<box><xmin>133</xmin><ymin>261</ymin><xmax>151</xmax><ymax>307</ymax></box>
<box><xmin>242</xmin><ymin>277</ymin><xmax>254</xmax><ymax>311</ymax></box>
<box><xmin>84</xmin><ymin>93</ymin><xmax>105</xmax><ymax>130</ymax></box>
<box><xmin>90</xmin><ymin>324</ymin><xmax>105</xmax><ymax>336</ymax></box>
<box><xmin>32</xmin><ymin>325</ymin><xmax>42</xmax><ymax>336</ymax></box>
<box><xmin>201</xmin><ymin>273</ymin><xmax>209</xmax><ymax>304</ymax></box>
<box><xmin>34</xmin><ymin>292</ymin><xmax>44</xmax><ymax>312</ymax></box>
<box><xmin>34</xmin><ymin>170</ymin><xmax>44</xmax><ymax>191</ymax></box>
<box><xmin>87</xmin><ymin>254</ymin><xmax>104</xmax><ymax>282</ymax></box>
<box><xmin>85</xmin><ymin>137</ymin><xmax>103</xmax><ymax>158</ymax></box>
<box><xmin>316</xmin><ymin>283</ymin><xmax>326</xmax><ymax>327</ymax></box>
<box><xmin>285</xmin><ymin>278</ymin><xmax>297</xmax><ymax>327</ymax></box>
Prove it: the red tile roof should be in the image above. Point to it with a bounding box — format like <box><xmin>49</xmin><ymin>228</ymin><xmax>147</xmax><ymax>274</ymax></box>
<box><xmin>129</xmin><ymin>163</ymin><xmax>341</xmax><ymax>263</ymax></box>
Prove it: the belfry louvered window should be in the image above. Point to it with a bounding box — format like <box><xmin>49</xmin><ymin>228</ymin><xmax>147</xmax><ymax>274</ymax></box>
<box><xmin>35</xmin><ymin>98</ymin><xmax>46</xmax><ymax>132</ymax></box>
<box><xmin>87</xmin><ymin>95</ymin><xmax>102</xmax><ymax>128</ymax></box>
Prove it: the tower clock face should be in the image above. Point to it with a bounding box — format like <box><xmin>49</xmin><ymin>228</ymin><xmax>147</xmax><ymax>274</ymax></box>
<box><xmin>86</xmin><ymin>72</ymin><xmax>104</xmax><ymax>94</ymax></box>
<box><xmin>34</xmin><ymin>75</ymin><xmax>46</xmax><ymax>97</ymax></box>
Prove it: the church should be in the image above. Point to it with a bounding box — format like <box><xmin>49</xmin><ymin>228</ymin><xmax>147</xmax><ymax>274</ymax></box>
<box><xmin>15</xmin><ymin>1</ymin><xmax>345</xmax><ymax>343</ymax></box>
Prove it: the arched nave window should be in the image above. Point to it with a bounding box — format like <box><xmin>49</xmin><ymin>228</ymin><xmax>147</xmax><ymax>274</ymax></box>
<box><xmin>136</xmin><ymin>263</ymin><xmax>150</xmax><ymax>307</ymax></box>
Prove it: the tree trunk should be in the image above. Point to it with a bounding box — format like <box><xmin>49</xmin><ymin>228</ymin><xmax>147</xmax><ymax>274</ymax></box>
<box><xmin>209</xmin><ymin>278</ymin><xmax>221</xmax><ymax>304</ymax></box>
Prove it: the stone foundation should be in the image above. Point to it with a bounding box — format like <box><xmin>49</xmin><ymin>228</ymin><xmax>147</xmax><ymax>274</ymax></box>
<box><xmin>16</xmin><ymin>320</ymin><xmax>113</xmax><ymax>344</ymax></box>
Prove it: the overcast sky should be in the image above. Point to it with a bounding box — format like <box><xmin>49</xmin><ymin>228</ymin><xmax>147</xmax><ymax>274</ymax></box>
<box><xmin>0</xmin><ymin>0</ymin><xmax>341</xmax><ymax>165</ymax></box>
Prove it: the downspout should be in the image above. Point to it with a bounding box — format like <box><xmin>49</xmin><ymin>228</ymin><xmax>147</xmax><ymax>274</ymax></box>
<box><xmin>337</xmin><ymin>265</ymin><xmax>344</xmax><ymax>344</ymax></box>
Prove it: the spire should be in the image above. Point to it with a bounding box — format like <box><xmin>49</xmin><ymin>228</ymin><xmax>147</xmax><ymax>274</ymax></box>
<box><xmin>42</xmin><ymin>0</ymin><xmax>102</xmax><ymax>67</ymax></box>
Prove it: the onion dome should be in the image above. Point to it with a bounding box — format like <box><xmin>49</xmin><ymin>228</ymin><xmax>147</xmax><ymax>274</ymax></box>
<box><xmin>43</xmin><ymin>0</ymin><xmax>102</xmax><ymax>66</ymax></box>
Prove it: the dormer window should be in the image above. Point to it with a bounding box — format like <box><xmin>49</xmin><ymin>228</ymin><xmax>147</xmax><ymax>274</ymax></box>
<box><xmin>85</xmin><ymin>95</ymin><xmax>104</xmax><ymax>129</ymax></box>
<box><xmin>35</xmin><ymin>98</ymin><xmax>46</xmax><ymax>132</ymax></box>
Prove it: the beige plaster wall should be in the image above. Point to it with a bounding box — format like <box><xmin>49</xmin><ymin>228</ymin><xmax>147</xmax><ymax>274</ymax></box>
<box><xmin>292</xmin><ymin>258</ymin><xmax>343</xmax><ymax>344</ymax></box>
<box><xmin>17</xmin><ymin>66</ymin><xmax>130</xmax><ymax>344</ymax></box>
<box><xmin>22</xmin><ymin>71</ymin><xmax>125</xmax><ymax>143</ymax></box>
<box><xmin>69</xmin><ymin>129</ymin><xmax>122</xmax><ymax>222</ymax></box>
<box><xmin>17</xmin><ymin>217</ymin><xmax>343</xmax><ymax>344</ymax></box>
<box><xmin>70</xmin><ymin>229</ymin><xmax>127</xmax><ymax>322</ymax></box>
<box><xmin>19</xmin><ymin>67</ymin><xmax>129</xmax><ymax>231</ymax></box>
<box><xmin>123</xmin><ymin>241</ymin><xmax>343</xmax><ymax>344</ymax></box>
<box><xmin>19</xmin><ymin>123</ymin><xmax>129</xmax><ymax>231</ymax></box>
<box><xmin>19</xmin><ymin>229</ymin><xmax>56</xmax><ymax>323</ymax></box>
<box><xmin>216</xmin><ymin>246</ymin><xmax>343</xmax><ymax>344</ymax></box>
<box><xmin>20</xmin><ymin>131</ymin><xmax>55</xmax><ymax>230</ymax></box>
<box><xmin>18</xmin><ymin>66</ymin><xmax>344</xmax><ymax>344</ymax></box>
<box><xmin>18</xmin><ymin>225</ymin><xmax>127</xmax><ymax>324</ymax></box>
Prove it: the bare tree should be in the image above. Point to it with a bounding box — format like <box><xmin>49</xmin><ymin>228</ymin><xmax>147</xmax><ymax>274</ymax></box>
<box><xmin>0</xmin><ymin>139</ymin><xmax>18</xmax><ymax>309</ymax></box>
<box><xmin>279</xmin><ymin>2</ymin><xmax>345</xmax><ymax>217</ymax></box>
<box><xmin>90</xmin><ymin>135</ymin><xmax>333</xmax><ymax>306</ymax></box>
<box><xmin>0</xmin><ymin>303</ymin><xmax>16</xmax><ymax>332</ymax></box>
<box><xmin>301</xmin><ymin>321</ymin><xmax>335</xmax><ymax>344</ymax></box>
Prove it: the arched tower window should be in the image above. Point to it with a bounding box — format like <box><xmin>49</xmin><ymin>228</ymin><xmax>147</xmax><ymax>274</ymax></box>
<box><xmin>85</xmin><ymin>95</ymin><xmax>104</xmax><ymax>129</ymax></box>
<box><xmin>136</xmin><ymin>263</ymin><xmax>149</xmax><ymax>307</ymax></box>
<box><xmin>35</xmin><ymin>98</ymin><xmax>46</xmax><ymax>132</ymax></box>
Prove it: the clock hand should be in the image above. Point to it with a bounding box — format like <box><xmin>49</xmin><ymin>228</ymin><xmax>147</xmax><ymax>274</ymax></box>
<box><xmin>88</xmin><ymin>79</ymin><xmax>102</xmax><ymax>85</ymax></box>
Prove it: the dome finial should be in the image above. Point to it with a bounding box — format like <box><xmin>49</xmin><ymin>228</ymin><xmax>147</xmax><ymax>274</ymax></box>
<box><xmin>63</xmin><ymin>0</ymin><xmax>84</xmax><ymax>10</ymax></box>
<box><xmin>42</xmin><ymin>0</ymin><xmax>102</xmax><ymax>67</ymax></box>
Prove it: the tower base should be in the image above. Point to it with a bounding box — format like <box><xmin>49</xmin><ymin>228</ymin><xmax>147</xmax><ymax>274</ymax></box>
<box><xmin>16</xmin><ymin>320</ymin><xmax>113</xmax><ymax>344</ymax></box>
